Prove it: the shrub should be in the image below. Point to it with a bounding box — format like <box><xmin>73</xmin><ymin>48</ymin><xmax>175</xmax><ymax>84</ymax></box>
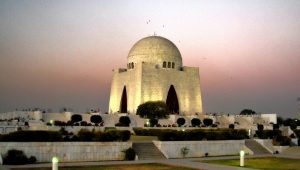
<box><xmin>117</xmin><ymin>130</ymin><xmax>131</xmax><ymax>141</ymax></box>
<box><xmin>77</xmin><ymin>129</ymin><xmax>95</xmax><ymax>141</ymax></box>
<box><xmin>133</xmin><ymin>128</ymin><xmax>164</xmax><ymax>136</ymax></box>
<box><xmin>71</xmin><ymin>114</ymin><xmax>82</xmax><ymax>123</ymax></box>
<box><xmin>257</xmin><ymin>124</ymin><xmax>264</xmax><ymax>131</ymax></box>
<box><xmin>80</xmin><ymin>121</ymin><xmax>88</xmax><ymax>126</ymax></box>
<box><xmin>177</xmin><ymin>118</ymin><xmax>186</xmax><ymax>127</ymax></box>
<box><xmin>158</xmin><ymin>130</ymin><xmax>185</xmax><ymax>141</ymax></box>
<box><xmin>28</xmin><ymin>156</ymin><xmax>37</xmax><ymax>164</ymax></box>
<box><xmin>273</xmin><ymin>135</ymin><xmax>291</xmax><ymax>146</ymax></box>
<box><xmin>59</xmin><ymin>127</ymin><xmax>69</xmax><ymax>136</ymax></box>
<box><xmin>256</xmin><ymin>130</ymin><xmax>282</xmax><ymax>139</ymax></box>
<box><xmin>229</xmin><ymin>124</ymin><xmax>234</xmax><ymax>129</ymax></box>
<box><xmin>90</xmin><ymin>115</ymin><xmax>102</xmax><ymax>126</ymax></box>
<box><xmin>211</xmin><ymin>124</ymin><xmax>218</xmax><ymax>127</ymax></box>
<box><xmin>149</xmin><ymin>118</ymin><xmax>158</xmax><ymax>127</ymax></box>
<box><xmin>3</xmin><ymin>150</ymin><xmax>36</xmax><ymax>165</ymax></box>
<box><xmin>123</xmin><ymin>148</ymin><xmax>136</xmax><ymax>160</ymax></box>
<box><xmin>294</xmin><ymin>129</ymin><xmax>300</xmax><ymax>138</ymax></box>
<box><xmin>157</xmin><ymin>129</ymin><xmax>247</xmax><ymax>141</ymax></box>
<box><xmin>95</xmin><ymin>130</ymin><xmax>131</xmax><ymax>141</ymax></box>
<box><xmin>0</xmin><ymin>130</ymin><xmax>63</xmax><ymax>142</ymax></box>
<box><xmin>191</xmin><ymin>118</ymin><xmax>201</xmax><ymax>127</ymax></box>
<box><xmin>273</xmin><ymin>124</ymin><xmax>280</xmax><ymax>130</ymax></box>
<box><xmin>54</xmin><ymin>121</ymin><xmax>67</xmax><ymax>126</ymax></box>
<box><xmin>203</xmin><ymin>118</ymin><xmax>213</xmax><ymax>127</ymax></box>
<box><xmin>290</xmin><ymin>123</ymin><xmax>297</xmax><ymax>130</ymax></box>
<box><xmin>117</xmin><ymin>116</ymin><xmax>131</xmax><ymax>127</ymax></box>
<box><xmin>181</xmin><ymin>147</ymin><xmax>189</xmax><ymax>158</ymax></box>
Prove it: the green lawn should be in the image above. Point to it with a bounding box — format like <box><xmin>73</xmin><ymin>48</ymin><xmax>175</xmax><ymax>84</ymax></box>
<box><xmin>202</xmin><ymin>157</ymin><xmax>300</xmax><ymax>170</ymax></box>
<box><xmin>13</xmin><ymin>163</ymin><xmax>198</xmax><ymax>170</ymax></box>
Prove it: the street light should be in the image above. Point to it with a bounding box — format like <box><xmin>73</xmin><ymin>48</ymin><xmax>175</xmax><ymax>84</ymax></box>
<box><xmin>52</xmin><ymin>156</ymin><xmax>59</xmax><ymax>170</ymax></box>
<box><xmin>50</xmin><ymin>120</ymin><xmax>54</xmax><ymax>126</ymax></box>
<box><xmin>240</xmin><ymin>150</ymin><xmax>245</xmax><ymax>167</ymax></box>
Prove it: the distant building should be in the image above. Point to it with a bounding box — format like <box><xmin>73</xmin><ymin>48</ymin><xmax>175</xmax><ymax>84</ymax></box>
<box><xmin>108</xmin><ymin>36</ymin><xmax>203</xmax><ymax>115</ymax></box>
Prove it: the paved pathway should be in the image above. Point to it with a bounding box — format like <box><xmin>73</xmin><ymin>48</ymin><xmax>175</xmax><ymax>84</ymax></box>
<box><xmin>1</xmin><ymin>158</ymin><xmax>254</xmax><ymax>170</ymax></box>
<box><xmin>2</xmin><ymin>154</ymin><xmax>299</xmax><ymax>170</ymax></box>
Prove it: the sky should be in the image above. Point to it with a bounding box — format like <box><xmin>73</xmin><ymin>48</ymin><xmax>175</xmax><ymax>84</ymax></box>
<box><xmin>0</xmin><ymin>0</ymin><xmax>299</xmax><ymax>118</ymax></box>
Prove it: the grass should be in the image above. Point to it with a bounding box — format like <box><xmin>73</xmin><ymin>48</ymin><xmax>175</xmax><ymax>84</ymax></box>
<box><xmin>202</xmin><ymin>157</ymin><xmax>300</xmax><ymax>170</ymax></box>
<box><xmin>12</xmin><ymin>163</ymin><xmax>198</xmax><ymax>170</ymax></box>
<box><xmin>129</xmin><ymin>135</ymin><xmax>158</xmax><ymax>141</ymax></box>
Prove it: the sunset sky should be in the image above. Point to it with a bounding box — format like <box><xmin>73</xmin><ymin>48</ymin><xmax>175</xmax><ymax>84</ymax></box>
<box><xmin>0</xmin><ymin>0</ymin><xmax>299</xmax><ymax>118</ymax></box>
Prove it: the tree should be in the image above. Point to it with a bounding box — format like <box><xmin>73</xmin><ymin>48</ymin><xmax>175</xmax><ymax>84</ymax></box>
<box><xmin>203</xmin><ymin>118</ymin><xmax>213</xmax><ymax>127</ymax></box>
<box><xmin>283</xmin><ymin>118</ymin><xmax>299</xmax><ymax>130</ymax></box>
<box><xmin>277</xmin><ymin>117</ymin><xmax>284</xmax><ymax>126</ymax></box>
<box><xmin>136</xmin><ymin>101</ymin><xmax>168</xmax><ymax>119</ymax></box>
<box><xmin>240</xmin><ymin>109</ymin><xmax>256</xmax><ymax>115</ymax></box>
<box><xmin>191</xmin><ymin>118</ymin><xmax>201</xmax><ymax>127</ymax></box>
<box><xmin>90</xmin><ymin>115</ymin><xmax>102</xmax><ymax>126</ymax></box>
<box><xmin>71</xmin><ymin>114</ymin><xmax>82</xmax><ymax>124</ymax></box>
<box><xmin>177</xmin><ymin>118</ymin><xmax>186</xmax><ymax>127</ymax></box>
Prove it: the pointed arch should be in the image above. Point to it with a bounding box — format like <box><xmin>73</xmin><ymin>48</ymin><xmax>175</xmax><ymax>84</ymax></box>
<box><xmin>166</xmin><ymin>85</ymin><xmax>179</xmax><ymax>114</ymax></box>
<box><xmin>120</xmin><ymin>86</ymin><xmax>127</xmax><ymax>113</ymax></box>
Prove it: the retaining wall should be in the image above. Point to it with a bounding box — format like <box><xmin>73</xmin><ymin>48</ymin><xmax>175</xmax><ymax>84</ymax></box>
<box><xmin>153</xmin><ymin>140</ymin><xmax>245</xmax><ymax>158</ymax></box>
<box><xmin>0</xmin><ymin>142</ymin><xmax>131</xmax><ymax>162</ymax></box>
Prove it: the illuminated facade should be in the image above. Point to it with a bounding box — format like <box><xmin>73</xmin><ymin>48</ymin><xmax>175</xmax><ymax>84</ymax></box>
<box><xmin>108</xmin><ymin>36</ymin><xmax>202</xmax><ymax>115</ymax></box>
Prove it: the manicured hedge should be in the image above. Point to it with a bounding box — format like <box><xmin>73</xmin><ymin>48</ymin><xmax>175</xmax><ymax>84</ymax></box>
<box><xmin>0</xmin><ymin>129</ymin><xmax>131</xmax><ymax>142</ymax></box>
<box><xmin>133</xmin><ymin>128</ymin><xmax>165</xmax><ymax>136</ymax></box>
<box><xmin>0</xmin><ymin>130</ymin><xmax>63</xmax><ymax>142</ymax></box>
<box><xmin>65</xmin><ymin>129</ymin><xmax>131</xmax><ymax>142</ymax></box>
<box><xmin>157</xmin><ymin>129</ymin><xmax>248</xmax><ymax>141</ymax></box>
<box><xmin>255</xmin><ymin>130</ymin><xmax>282</xmax><ymax>139</ymax></box>
<box><xmin>255</xmin><ymin>129</ymin><xmax>292</xmax><ymax>146</ymax></box>
<box><xmin>134</xmin><ymin>128</ymin><xmax>248</xmax><ymax>141</ymax></box>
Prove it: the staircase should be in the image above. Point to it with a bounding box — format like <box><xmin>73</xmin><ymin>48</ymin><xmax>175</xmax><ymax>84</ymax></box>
<box><xmin>245</xmin><ymin>139</ymin><xmax>271</xmax><ymax>155</ymax></box>
<box><xmin>132</xmin><ymin>142</ymin><xmax>166</xmax><ymax>160</ymax></box>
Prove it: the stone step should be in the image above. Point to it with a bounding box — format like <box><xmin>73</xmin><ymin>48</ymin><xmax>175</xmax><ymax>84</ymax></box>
<box><xmin>133</xmin><ymin>142</ymin><xmax>166</xmax><ymax>160</ymax></box>
<box><xmin>245</xmin><ymin>139</ymin><xmax>271</xmax><ymax>155</ymax></box>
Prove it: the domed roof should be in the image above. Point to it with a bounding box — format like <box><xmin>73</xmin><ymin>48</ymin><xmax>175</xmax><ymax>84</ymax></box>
<box><xmin>127</xmin><ymin>36</ymin><xmax>182</xmax><ymax>68</ymax></box>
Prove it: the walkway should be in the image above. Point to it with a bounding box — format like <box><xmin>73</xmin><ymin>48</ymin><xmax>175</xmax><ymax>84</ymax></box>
<box><xmin>3</xmin><ymin>153</ymin><xmax>300</xmax><ymax>170</ymax></box>
<box><xmin>2</xmin><ymin>158</ymin><xmax>254</xmax><ymax>170</ymax></box>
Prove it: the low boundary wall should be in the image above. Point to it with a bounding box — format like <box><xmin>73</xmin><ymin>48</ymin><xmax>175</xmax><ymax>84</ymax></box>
<box><xmin>0</xmin><ymin>142</ymin><xmax>131</xmax><ymax>162</ymax></box>
<box><xmin>153</xmin><ymin>140</ymin><xmax>245</xmax><ymax>158</ymax></box>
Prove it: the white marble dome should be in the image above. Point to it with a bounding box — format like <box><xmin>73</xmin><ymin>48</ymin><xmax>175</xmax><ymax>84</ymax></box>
<box><xmin>127</xmin><ymin>36</ymin><xmax>182</xmax><ymax>69</ymax></box>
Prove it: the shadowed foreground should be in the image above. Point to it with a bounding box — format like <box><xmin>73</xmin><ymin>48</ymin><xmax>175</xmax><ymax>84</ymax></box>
<box><xmin>203</xmin><ymin>157</ymin><xmax>300</xmax><ymax>170</ymax></box>
<box><xmin>11</xmin><ymin>163</ymin><xmax>199</xmax><ymax>170</ymax></box>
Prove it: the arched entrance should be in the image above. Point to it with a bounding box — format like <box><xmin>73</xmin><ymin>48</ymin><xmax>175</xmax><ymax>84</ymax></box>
<box><xmin>120</xmin><ymin>86</ymin><xmax>127</xmax><ymax>113</ymax></box>
<box><xmin>166</xmin><ymin>85</ymin><xmax>179</xmax><ymax>114</ymax></box>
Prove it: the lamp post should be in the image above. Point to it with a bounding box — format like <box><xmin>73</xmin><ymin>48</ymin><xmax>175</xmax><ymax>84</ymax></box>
<box><xmin>50</xmin><ymin>120</ymin><xmax>54</xmax><ymax>126</ymax></box>
<box><xmin>52</xmin><ymin>156</ymin><xmax>59</xmax><ymax>170</ymax></box>
<box><xmin>240</xmin><ymin>150</ymin><xmax>245</xmax><ymax>167</ymax></box>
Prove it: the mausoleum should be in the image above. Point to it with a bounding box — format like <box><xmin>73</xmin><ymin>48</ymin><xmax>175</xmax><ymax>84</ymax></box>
<box><xmin>108</xmin><ymin>36</ymin><xmax>203</xmax><ymax>115</ymax></box>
